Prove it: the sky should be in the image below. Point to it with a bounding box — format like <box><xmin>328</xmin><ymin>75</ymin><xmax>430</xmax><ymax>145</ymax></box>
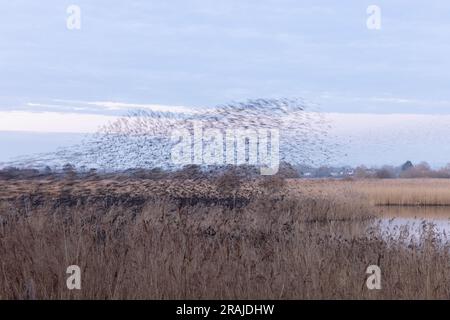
<box><xmin>1</xmin><ymin>1</ymin><xmax>450</xmax><ymax>166</ymax></box>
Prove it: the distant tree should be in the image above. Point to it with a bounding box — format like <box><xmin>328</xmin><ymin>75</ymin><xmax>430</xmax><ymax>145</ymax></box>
<box><xmin>375</xmin><ymin>166</ymin><xmax>396</xmax><ymax>179</ymax></box>
<box><xmin>62</xmin><ymin>163</ymin><xmax>76</xmax><ymax>179</ymax></box>
<box><xmin>43</xmin><ymin>166</ymin><xmax>52</xmax><ymax>176</ymax></box>
<box><xmin>148</xmin><ymin>167</ymin><xmax>166</xmax><ymax>179</ymax></box>
<box><xmin>0</xmin><ymin>167</ymin><xmax>39</xmax><ymax>179</ymax></box>
<box><xmin>401</xmin><ymin>161</ymin><xmax>413</xmax><ymax>172</ymax></box>
<box><xmin>277</xmin><ymin>161</ymin><xmax>300</xmax><ymax>178</ymax></box>
<box><xmin>400</xmin><ymin>161</ymin><xmax>431</xmax><ymax>178</ymax></box>
<box><xmin>87</xmin><ymin>168</ymin><xmax>98</xmax><ymax>179</ymax></box>
<box><xmin>435</xmin><ymin>163</ymin><xmax>450</xmax><ymax>178</ymax></box>
<box><xmin>315</xmin><ymin>166</ymin><xmax>332</xmax><ymax>178</ymax></box>
<box><xmin>0</xmin><ymin>167</ymin><xmax>19</xmax><ymax>180</ymax></box>
<box><xmin>354</xmin><ymin>165</ymin><xmax>372</xmax><ymax>179</ymax></box>
<box><xmin>173</xmin><ymin>164</ymin><xmax>204</xmax><ymax>180</ymax></box>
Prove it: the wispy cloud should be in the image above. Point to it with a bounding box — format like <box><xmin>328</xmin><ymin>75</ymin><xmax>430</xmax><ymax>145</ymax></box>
<box><xmin>2</xmin><ymin>99</ymin><xmax>199</xmax><ymax>117</ymax></box>
<box><xmin>0</xmin><ymin>111</ymin><xmax>118</xmax><ymax>133</ymax></box>
<box><xmin>0</xmin><ymin>100</ymin><xmax>201</xmax><ymax>133</ymax></box>
<box><xmin>86</xmin><ymin>101</ymin><xmax>200</xmax><ymax>114</ymax></box>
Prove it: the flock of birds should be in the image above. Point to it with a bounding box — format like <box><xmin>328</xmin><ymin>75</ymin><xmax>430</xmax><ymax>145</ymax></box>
<box><xmin>8</xmin><ymin>98</ymin><xmax>340</xmax><ymax>173</ymax></box>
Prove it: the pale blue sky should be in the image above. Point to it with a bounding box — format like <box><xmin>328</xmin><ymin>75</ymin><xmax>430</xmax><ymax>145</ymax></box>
<box><xmin>1</xmin><ymin>0</ymin><xmax>450</xmax><ymax>114</ymax></box>
<box><xmin>1</xmin><ymin>1</ymin><xmax>450</xmax><ymax>166</ymax></box>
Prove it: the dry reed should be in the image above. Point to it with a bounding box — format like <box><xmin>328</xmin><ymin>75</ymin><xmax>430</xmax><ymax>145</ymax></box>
<box><xmin>0</xmin><ymin>178</ymin><xmax>448</xmax><ymax>299</ymax></box>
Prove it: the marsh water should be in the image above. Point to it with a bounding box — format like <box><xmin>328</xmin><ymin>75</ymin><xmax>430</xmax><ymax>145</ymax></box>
<box><xmin>378</xmin><ymin>206</ymin><xmax>450</xmax><ymax>238</ymax></box>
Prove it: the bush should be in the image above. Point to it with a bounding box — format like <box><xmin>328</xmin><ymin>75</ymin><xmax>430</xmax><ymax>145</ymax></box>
<box><xmin>375</xmin><ymin>166</ymin><xmax>396</xmax><ymax>179</ymax></box>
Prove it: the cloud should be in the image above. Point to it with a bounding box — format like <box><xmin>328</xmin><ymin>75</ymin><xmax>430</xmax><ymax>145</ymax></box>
<box><xmin>0</xmin><ymin>100</ymin><xmax>200</xmax><ymax>133</ymax></box>
<box><xmin>86</xmin><ymin>101</ymin><xmax>200</xmax><ymax>114</ymax></box>
<box><xmin>0</xmin><ymin>111</ymin><xmax>118</xmax><ymax>133</ymax></box>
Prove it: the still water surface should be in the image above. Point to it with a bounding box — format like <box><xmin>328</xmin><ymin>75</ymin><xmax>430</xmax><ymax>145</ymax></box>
<box><xmin>378</xmin><ymin>206</ymin><xmax>450</xmax><ymax>238</ymax></box>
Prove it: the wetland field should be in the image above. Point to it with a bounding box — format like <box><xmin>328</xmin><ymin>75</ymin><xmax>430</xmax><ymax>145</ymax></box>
<box><xmin>0</xmin><ymin>177</ymin><xmax>448</xmax><ymax>299</ymax></box>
